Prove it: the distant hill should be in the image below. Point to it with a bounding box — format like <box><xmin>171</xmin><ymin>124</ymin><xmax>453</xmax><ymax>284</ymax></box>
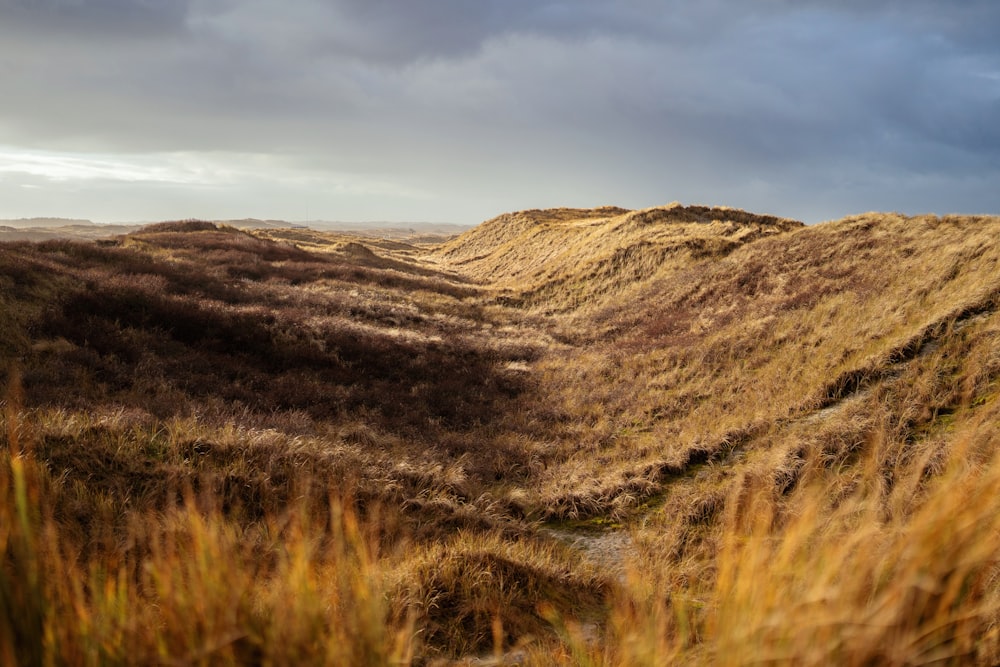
<box><xmin>221</xmin><ymin>218</ymin><xmax>472</xmax><ymax>238</ymax></box>
<box><xmin>0</xmin><ymin>222</ymin><xmax>143</xmax><ymax>241</ymax></box>
<box><xmin>0</xmin><ymin>216</ymin><xmax>97</xmax><ymax>228</ymax></box>
<box><xmin>0</xmin><ymin>217</ymin><xmax>471</xmax><ymax>242</ymax></box>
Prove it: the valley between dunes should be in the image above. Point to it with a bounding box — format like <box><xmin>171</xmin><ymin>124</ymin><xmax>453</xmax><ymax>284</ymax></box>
<box><xmin>3</xmin><ymin>205</ymin><xmax>1000</xmax><ymax>664</ymax></box>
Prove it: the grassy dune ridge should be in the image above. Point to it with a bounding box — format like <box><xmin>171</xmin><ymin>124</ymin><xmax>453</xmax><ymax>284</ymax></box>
<box><xmin>3</xmin><ymin>207</ymin><xmax>1000</xmax><ymax>664</ymax></box>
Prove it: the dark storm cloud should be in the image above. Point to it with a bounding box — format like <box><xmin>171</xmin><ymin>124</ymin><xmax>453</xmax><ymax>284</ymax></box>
<box><xmin>191</xmin><ymin>0</ymin><xmax>667</xmax><ymax>65</ymax></box>
<box><xmin>0</xmin><ymin>0</ymin><xmax>189</xmax><ymax>35</ymax></box>
<box><xmin>0</xmin><ymin>0</ymin><xmax>997</xmax><ymax>222</ymax></box>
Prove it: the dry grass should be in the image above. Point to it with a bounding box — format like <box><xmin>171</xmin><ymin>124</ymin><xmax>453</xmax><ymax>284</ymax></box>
<box><xmin>3</xmin><ymin>209</ymin><xmax>1000</xmax><ymax>663</ymax></box>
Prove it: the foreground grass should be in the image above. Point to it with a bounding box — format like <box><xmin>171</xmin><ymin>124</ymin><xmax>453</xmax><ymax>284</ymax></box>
<box><xmin>1</xmin><ymin>431</ymin><xmax>412</xmax><ymax>665</ymax></box>
<box><xmin>6</xmin><ymin>395</ymin><xmax>1000</xmax><ymax>665</ymax></box>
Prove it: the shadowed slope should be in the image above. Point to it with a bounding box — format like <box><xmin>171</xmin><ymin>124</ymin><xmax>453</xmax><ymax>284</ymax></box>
<box><xmin>0</xmin><ymin>225</ymin><xmax>548</xmax><ymax>538</ymax></box>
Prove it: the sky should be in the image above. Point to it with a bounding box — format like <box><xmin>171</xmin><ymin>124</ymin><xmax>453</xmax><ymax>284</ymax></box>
<box><xmin>0</xmin><ymin>1</ymin><xmax>998</xmax><ymax>225</ymax></box>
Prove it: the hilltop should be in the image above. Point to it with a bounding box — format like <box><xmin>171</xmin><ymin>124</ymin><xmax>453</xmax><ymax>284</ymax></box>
<box><xmin>437</xmin><ymin>204</ymin><xmax>798</xmax><ymax>284</ymax></box>
<box><xmin>2</xmin><ymin>206</ymin><xmax>1000</xmax><ymax>664</ymax></box>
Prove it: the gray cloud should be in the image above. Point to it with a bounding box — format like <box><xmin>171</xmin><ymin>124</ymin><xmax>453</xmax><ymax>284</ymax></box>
<box><xmin>0</xmin><ymin>0</ymin><xmax>189</xmax><ymax>35</ymax></box>
<box><xmin>0</xmin><ymin>0</ymin><xmax>997</xmax><ymax>222</ymax></box>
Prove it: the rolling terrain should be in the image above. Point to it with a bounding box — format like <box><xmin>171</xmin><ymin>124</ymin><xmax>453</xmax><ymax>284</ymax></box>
<box><xmin>3</xmin><ymin>206</ymin><xmax>1000</xmax><ymax>664</ymax></box>
<box><xmin>0</xmin><ymin>218</ymin><xmax>469</xmax><ymax>244</ymax></box>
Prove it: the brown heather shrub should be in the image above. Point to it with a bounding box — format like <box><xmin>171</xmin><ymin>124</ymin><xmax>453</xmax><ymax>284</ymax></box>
<box><xmin>136</xmin><ymin>219</ymin><xmax>223</xmax><ymax>234</ymax></box>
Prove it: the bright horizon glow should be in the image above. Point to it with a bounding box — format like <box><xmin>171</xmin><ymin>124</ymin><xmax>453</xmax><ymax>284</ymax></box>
<box><xmin>0</xmin><ymin>146</ymin><xmax>440</xmax><ymax>223</ymax></box>
<box><xmin>0</xmin><ymin>147</ymin><xmax>220</xmax><ymax>185</ymax></box>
